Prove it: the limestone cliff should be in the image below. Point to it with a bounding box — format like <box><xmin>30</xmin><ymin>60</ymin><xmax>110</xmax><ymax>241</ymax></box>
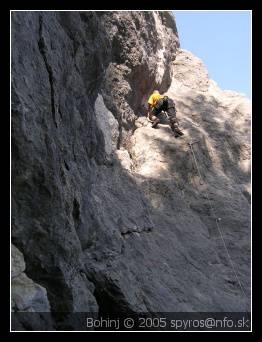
<box><xmin>11</xmin><ymin>11</ymin><xmax>250</xmax><ymax>330</ymax></box>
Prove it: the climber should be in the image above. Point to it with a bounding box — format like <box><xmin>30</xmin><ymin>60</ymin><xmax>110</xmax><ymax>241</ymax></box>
<box><xmin>147</xmin><ymin>90</ymin><xmax>184</xmax><ymax>138</ymax></box>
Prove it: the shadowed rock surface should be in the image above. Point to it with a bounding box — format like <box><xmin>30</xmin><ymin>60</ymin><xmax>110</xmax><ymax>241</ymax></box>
<box><xmin>11</xmin><ymin>11</ymin><xmax>250</xmax><ymax>330</ymax></box>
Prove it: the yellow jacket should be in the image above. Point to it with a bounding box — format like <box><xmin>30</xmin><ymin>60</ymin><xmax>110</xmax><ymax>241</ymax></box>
<box><xmin>148</xmin><ymin>93</ymin><xmax>163</xmax><ymax>107</ymax></box>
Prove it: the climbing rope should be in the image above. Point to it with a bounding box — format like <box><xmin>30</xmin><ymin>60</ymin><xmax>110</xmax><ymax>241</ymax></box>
<box><xmin>187</xmin><ymin>139</ymin><xmax>250</xmax><ymax>308</ymax></box>
<box><xmin>188</xmin><ymin>140</ymin><xmax>204</xmax><ymax>185</ymax></box>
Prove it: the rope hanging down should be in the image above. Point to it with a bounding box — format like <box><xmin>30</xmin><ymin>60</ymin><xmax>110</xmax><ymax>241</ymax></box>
<box><xmin>187</xmin><ymin>139</ymin><xmax>249</xmax><ymax>307</ymax></box>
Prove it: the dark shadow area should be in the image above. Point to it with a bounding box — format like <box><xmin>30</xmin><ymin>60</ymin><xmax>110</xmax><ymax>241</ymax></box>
<box><xmin>175</xmin><ymin>94</ymin><xmax>251</xmax><ymax>185</ymax></box>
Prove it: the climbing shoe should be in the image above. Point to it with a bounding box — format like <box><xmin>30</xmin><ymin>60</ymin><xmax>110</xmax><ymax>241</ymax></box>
<box><xmin>176</xmin><ymin>129</ymin><xmax>184</xmax><ymax>136</ymax></box>
<box><xmin>172</xmin><ymin>126</ymin><xmax>184</xmax><ymax>137</ymax></box>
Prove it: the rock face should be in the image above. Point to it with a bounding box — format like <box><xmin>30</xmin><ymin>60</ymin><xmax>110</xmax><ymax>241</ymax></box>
<box><xmin>11</xmin><ymin>12</ymin><xmax>250</xmax><ymax>331</ymax></box>
<box><xmin>130</xmin><ymin>49</ymin><xmax>251</xmax><ymax>313</ymax></box>
<box><xmin>11</xmin><ymin>244</ymin><xmax>53</xmax><ymax>330</ymax></box>
<box><xmin>11</xmin><ymin>244</ymin><xmax>50</xmax><ymax>312</ymax></box>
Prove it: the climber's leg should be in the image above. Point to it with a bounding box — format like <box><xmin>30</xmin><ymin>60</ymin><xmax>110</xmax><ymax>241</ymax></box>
<box><xmin>168</xmin><ymin>109</ymin><xmax>184</xmax><ymax>137</ymax></box>
<box><xmin>171</xmin><ymin>119</ymin><xmax>184</xmax><ymax>137</ymax></box>
<box><xmin>151</xmin><ymin>116</ymin><xmax>160</xmax><ymax>128</ymax></box>
<box><xmin>148</xmin><ymin>111</ymin><xmax>160</xmax><ymax>127</ymax></box>
<box><xmin>150</xmin><ymin>107</ymin><xmax>161</xmax><ymax>128</ymax></box>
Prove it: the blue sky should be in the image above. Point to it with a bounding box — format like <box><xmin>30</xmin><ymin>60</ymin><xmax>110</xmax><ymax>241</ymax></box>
<box><xmin>173</xmin><ymin>11</ymin><xmax>251</xmax><ymax>98</ymax></box>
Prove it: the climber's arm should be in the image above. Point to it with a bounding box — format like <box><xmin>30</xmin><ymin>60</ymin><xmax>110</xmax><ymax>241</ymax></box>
<box><xmin>148</xmin><ymin>103</ymin><xmax>153</xmax><ymax>112</ymax></box>
<box><xmin>147</xmin><ymin>104</ymin><xmax>154</xmax><ymax>121</ymax></box>
<box><xmin>147</xmin><ymin>94</ymin><xmax>156</xmax><ymax>121</ymax></box>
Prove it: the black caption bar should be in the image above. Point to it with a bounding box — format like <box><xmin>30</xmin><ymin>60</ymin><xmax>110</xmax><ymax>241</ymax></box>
<box><xmin>11</xmin><ymin>312</ymin><xmax>251</xmax><ymax>331</ymax></box>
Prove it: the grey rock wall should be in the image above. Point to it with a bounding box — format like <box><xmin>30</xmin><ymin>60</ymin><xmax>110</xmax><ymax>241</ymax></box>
<box><xmin>11</xmin><ymin>244</ymin><xmax>53</xmax><ymax>330</ymax></box>
<box><xmin>11</xmin><ymin>11</ymin><xmax>179</xmax><ymax>329</ymax></box>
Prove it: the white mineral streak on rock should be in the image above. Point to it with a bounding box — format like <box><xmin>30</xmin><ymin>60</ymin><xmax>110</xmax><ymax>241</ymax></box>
<box><xmin>95</xmin><ymin>93</ymin><xmax>119</xmax><ymax>156</ymax></box>
<box><xmin>11</xmin><ymin>244</ymin><xmax>51</xmax><ymax>312</ymax></box>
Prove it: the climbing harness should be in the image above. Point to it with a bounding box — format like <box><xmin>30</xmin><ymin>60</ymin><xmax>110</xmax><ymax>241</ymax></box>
<box><xmin>187</xmin><ymin>138</ymin><xmax>250</xmax><ymax>310</ymax></box>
